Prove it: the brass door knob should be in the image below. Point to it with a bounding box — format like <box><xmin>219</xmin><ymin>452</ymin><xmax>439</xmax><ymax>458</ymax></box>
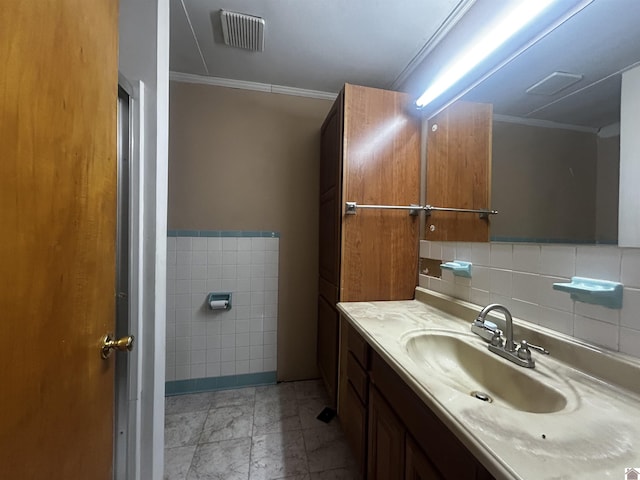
<box><xmin>101</xmin><ymin>334</ymin><xmax>134</xmax><ymax>359</ymax></box>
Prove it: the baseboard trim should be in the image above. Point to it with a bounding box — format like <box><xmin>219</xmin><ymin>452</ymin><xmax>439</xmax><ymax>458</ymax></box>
<box><xmin>165</xmin><ymin>371</ymin><xmax>277</xmax><ymax>396</ymax></box>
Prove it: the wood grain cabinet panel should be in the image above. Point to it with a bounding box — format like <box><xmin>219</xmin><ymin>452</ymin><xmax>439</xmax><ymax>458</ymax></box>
<box><xmin>425</xmin><ymin>100</ymin><xmax>493</xmax><ymax>242</ymax></box>
<box><xmin>343</xmin><ymin>382</ymin><xmax>368</xmax><ymax>477</ymax></box>
<box><xmin>317</xmin><ymin>295</ymin><xmax>339</xmax><ymax>403</ymax></box>
<box><xmin>367</xmin><ymin>386</ymin><xmax>405</xmax><ymax>480</ymax></box>
<box><xmin>370</xmin><ymin>350</ymin><xmax>495</xmax><ymax>480</ymax></box>
<box><xmin>318</xmin><ymin>84</ymin><xmax>420</xmax><ymax>406</ymax></box>
<box><xmin>319</xmin><ymin>97</ymin><xmax>343</xmax><ymax>285</ymax></box>
<box><xmin>317</xmin><ymin>91</ymin><xmax>342</xmax><ymax>404</ymax></box>
<box><xmin>341</xmin><ymin>323</ymin><xmax>496</xmax><ymax>480</ymax></box>
<box><xmin>405</xmin><ymin>435</ymin><xmax>443</xmax><ymax>480</ymax></box>
<box><xmin>341</xmin><ymin>84</ymin><xmax>421</xmax><ymax>301</ymax></box>
<box><xmin>341</xmin><ymin>320</ymin><xmax>372</xmax><ymax>479</ymax></box>
<box><xmin>347</xmin><ymin>352</ymin><xmax>369</xmax><ymax>404</ymax></box>
<box><xmin>348</xmin><ymin>323</ymin><xmax>370</xmax><ymax>368</ymax></box>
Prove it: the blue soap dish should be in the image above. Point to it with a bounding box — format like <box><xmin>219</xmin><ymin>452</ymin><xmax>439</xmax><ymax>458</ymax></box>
<box><xmin>552</xmin><ymin>277</ymin><xmax>623</xmax><ymax>309</ymax></box>
<box><xmin>440</xmin><ymin>260</ymin><xmax>472</xmax><ymax>278</ymax></box>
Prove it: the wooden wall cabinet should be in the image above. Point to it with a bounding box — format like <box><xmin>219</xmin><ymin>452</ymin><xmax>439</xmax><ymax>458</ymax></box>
<box><xmin>340</xmin><ymin>320</ymin><xmax>495</xmax><ymax>480</ymax></box>
<box><xmin>425</xmin><ymin>100</ymin><xmax>493</xmax><ymax>242</ymax></box>
<box><xmin>318</xmin><ymin>84</ymin><xmax>420</xmax><ymax>405</ymax></box>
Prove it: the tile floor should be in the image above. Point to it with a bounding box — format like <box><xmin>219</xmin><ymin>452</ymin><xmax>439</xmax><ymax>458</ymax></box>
<box><xmin>164</xmin><ymin>379</ymin><xmax>359</xmax><ymax>480</ymax></box>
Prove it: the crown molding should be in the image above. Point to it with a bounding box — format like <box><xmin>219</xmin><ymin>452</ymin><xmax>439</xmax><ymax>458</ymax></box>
<box><xmin>169</xmin><ymin>72</ymin><xmax>337</xmax><ymax>101</ymax></box>
<box><xmin>493</xmin><ymin>114</ymin><xmax>597</xmax><ymax>133</ymax></box>
<box><xmin>390</xmin><ymin>0</ymin><xmax>477</xmax><ymax>90</ymax></box>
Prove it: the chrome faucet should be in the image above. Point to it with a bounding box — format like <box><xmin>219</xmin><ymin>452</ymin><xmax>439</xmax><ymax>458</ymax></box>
<box><xmin>476</xmin><ymin>304</ymin><xmax>516</xmax><ymax>352</ymax></box>
<box><xmin>470</xmin><ymin>306</ymin><xmax>502</xmax><ymax>342</ymax></box>
<box><xmin>474</xmin><ymin>304</ymin><xmax>548</xmax><ymax>368</ymax></box>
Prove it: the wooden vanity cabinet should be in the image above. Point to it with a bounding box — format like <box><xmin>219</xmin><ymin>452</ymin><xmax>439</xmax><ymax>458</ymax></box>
<box><xmin>405</xmin><ymin>435</ymin><xmax>442</xmax><ymax>480</ymax></box>
<box><xmin>317</xmin><ymin>294</ymin><xmax>339</xmax><ymax>404</ymax></box>
<box><xmin>340</xmin><ymin>320</ymin><xmax>495</xmax><ymax>480</ymax></box>
<box><xmin>368</xmin><ymin>386</ymin><xmax>405</xmax><ymax>480</ymax></box>
<box><xmin>369</xmin><ymin>351</ymin><xmax>493</xmax><ymax>480</ymax></box>
<box><xmin>342</xmin><ymin>324</ymin><xmax>371</xmax><ymax>477</ymax></box>
<box><xmin>344</xmin><ymin>382</ymin><xmax>368</xmax><ymax>478</ymax></box>
<box><xmin>318</xmin><ymin>83</ymin><xmax>420</xmax><ymax>406</ymax></box>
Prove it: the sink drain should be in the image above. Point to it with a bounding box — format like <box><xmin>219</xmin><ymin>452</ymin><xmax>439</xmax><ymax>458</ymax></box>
<box><xmin>470</xmin><ymin>391</ymin><xmax>493</xmax><ymax>403</ymax></box>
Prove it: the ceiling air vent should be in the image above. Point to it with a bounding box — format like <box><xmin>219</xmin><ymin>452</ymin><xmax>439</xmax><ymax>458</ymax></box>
<box><xmin>220</xmin><ymin>10</ymin><xmax>265</xmax><ymax>52</ymax></box>
<box><xmin>526</xmin><ymin>72</ymin><xmax>583</xmax><ymax>96</ymax></box>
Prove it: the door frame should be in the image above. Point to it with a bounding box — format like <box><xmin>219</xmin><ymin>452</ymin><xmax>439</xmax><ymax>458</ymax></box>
<box><xmin>115</xmin><ymin>74</ymin><xmax>168</xmax><ymax>480</ymax></box>
<box><xmin>118</xmin><ymin>0</ymin><xmax>170</xmax><ymax>477</ymax></box>
<box><xmin>120</xmin><ymin>75</ymin><xmax>169</xmax><ymax>480</ymax></box>
<box><xmin>114</xmin><ymin>73</ymin><xmax>144</xmax><ymax>479</ymax></box>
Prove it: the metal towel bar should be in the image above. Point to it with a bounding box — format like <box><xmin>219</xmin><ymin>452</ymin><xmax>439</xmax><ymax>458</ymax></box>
<box><xmin>344</xmin><ymin>201</ymin><xmax>498</xmax><ymax>219</ymax></box>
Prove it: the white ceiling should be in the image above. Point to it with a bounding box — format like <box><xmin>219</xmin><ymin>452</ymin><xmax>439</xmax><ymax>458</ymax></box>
<box><xmin>460</xmin><ymin>0</ymin><xmax>640</xmax><ymax>130</ymax></box>
<box><xmin>170</xmin><ymin>0</ymin><xmax>466</xmax><ymax>94</ymax></box>
<box><xmin>170</xmin><ymin>0</ymin><xmax>640</xmax><ymax>130</ymax></box>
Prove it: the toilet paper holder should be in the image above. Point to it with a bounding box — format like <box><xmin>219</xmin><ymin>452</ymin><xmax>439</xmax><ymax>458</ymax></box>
<box><xmin>207</xmin><ymin>292</ymin><xmax>232</xmax><ymax>311</ymax></box>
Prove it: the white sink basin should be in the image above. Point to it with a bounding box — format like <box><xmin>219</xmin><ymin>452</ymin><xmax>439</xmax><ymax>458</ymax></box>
<box><xmin>404</xmin><ymin>330</ymin><xmax>568</xmax><ymax>413</ymax></box>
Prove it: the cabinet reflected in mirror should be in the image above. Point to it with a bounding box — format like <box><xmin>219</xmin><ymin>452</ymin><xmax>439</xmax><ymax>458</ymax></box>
<box><xmin>425</xmin><ymin>1</ymin><xmax>640</xmax><ymax>245</ymax></box>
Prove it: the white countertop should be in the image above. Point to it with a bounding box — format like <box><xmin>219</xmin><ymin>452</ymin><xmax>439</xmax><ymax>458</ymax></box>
<box><xmin>338</xmin><ymin>288</ymin><xmax>640</xmax><ymax>480</ymax></box>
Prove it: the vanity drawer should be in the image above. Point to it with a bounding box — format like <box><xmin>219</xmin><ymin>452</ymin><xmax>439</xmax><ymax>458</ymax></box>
<box><xmin>347</xmin><ymin>351</ymin><xmax>369</xmax><ymax>404</ymax></box>
<box><xmin>348</xmin><ymin>324</ymin><xmax>370</xmax><ymax>369</ymax></box>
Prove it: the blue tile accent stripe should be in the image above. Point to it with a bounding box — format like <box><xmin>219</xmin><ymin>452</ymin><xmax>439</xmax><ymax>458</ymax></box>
<box><xmin>168</xmin><ymin>230</ymin><xmax>280</xmax><ymax>238</ymax></box>
<box><xmin>490</xmin><ymin>236</ymin><xmax>617</xmax><ymax>245</ymax></box>
<box><xmin>165</xmin><ymin>371</ymin><xmax>277</xmax><ymax>396</ymax></box>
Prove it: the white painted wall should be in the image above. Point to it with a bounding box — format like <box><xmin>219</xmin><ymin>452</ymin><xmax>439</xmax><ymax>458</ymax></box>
<box><xmin>619</xmin><ymin>64</ymin><xmax>640</xmax><ymax>247</ymax></box>
<box><xmin>119</xmin><ymin>0</ymin><xmax>170</xmax><ymax>478</ymax></box>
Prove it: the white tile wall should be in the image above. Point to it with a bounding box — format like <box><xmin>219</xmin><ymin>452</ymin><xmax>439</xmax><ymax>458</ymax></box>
<box><xmin>166</xmin><ymin>234</ymin><xmax>279</xmax><ymax>381</ymax></box>
<box><xmin>420</xmin><ymin>240</ymin><xmax>640</xmax><ymax>359</ymax></box>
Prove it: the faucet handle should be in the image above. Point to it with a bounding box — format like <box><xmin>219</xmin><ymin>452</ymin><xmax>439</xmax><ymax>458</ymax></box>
<box><xmin>516</xmin><ymin>340</ymin><xmax>532</xmax><ymax>362</ymax></box>
<box><xmin>490</xmin><ymin>330</ymin><xmax>504</xmax><ymax>348</ymax></box>
<box><xmin>527</xmin><ymin>342</ymin><xmax>550</xmax><ymax>355</ymax></box>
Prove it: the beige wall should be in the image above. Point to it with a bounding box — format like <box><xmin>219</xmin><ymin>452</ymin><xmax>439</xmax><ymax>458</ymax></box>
<box><xmin>595</xmin><ymin>135</ymin><xmax>620</xmax><ymax>243</ymax></box>
<box><xmin>491</xmin><ymin>121</ymin><xmax>598</xmax><ymax>242</ymax></box>
<box><xmin>168</xmin><ymin>82</ymin><xmax>333</xmax><ymax>381</ymax></box>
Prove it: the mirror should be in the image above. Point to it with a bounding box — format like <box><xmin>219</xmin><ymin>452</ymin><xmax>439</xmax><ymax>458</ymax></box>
<box><xmin>440</xmin><ymin>0</ymin><xmax>640</xmax><ymax>244</ymax></box>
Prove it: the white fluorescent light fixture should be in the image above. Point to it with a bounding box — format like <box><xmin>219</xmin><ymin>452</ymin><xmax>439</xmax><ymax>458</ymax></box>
<box><xmin>415</xmin><ymin>0</ymin><xmax>557</xmax><ymax>108</ymax></box>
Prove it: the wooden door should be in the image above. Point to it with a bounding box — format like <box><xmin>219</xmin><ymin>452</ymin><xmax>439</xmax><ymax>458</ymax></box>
<box><xmin>0</xmin><ymin>1</ymin><xmax>119</xmax><ymax>478</ymax></box>
<box><xmin>341</xmin><ymin>84</ymin><xmax>421</xmax><ymax>301</ymax></box>
<box><xmin>425</xmin><ymin>100</ymin><xmax>493</xmax><ymax>242</ymax></box>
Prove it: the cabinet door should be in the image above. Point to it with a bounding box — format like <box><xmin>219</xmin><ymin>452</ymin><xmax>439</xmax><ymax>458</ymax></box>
<box><xmin>425</xmin><ymin>100</ymin><xmax>492</xmax><ymax>242</ymax></box>
<box><xmin>343</xmin><ymin>382</ymin><xmax>368</xmax><ymax>477</ymax></box>
<box><xmin>319</xmin><ymin>93</ymin><xmax>343</xmax><ymax>286</ymax></box>
<box><xmin>341</xmin><ymin>84</ymin><xmax>420</xmax><ymax>302</ymax></box>
<box><xmin>368</xmin><ymin>386</ymin><xmax>405</xmax><ymax>480</ymax></box>
<box><xmin>370</xmin><ymin>350</ymin><xmax>490</xmax><ymax>479</ymax></box>
<box><xmin>317</xmin><ymin>295</ymin><xmax>339</xmax><ymax>404</ymax></box>
<box><xmin>406</xmin><ymin>435</ymin><xmax>442</xmax><ymax>480</ymax></box>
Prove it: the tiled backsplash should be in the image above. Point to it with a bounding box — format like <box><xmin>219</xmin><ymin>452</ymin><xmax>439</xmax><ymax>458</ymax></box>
<box><xmin>166</xmin><ymin>231</ymin><xmax>279</xmax><ymax>385</ymax></box>
<box><xmin>419</xmin><ymin>241</ymin><xmax>640</xmax><ymax>359</ymax></box>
